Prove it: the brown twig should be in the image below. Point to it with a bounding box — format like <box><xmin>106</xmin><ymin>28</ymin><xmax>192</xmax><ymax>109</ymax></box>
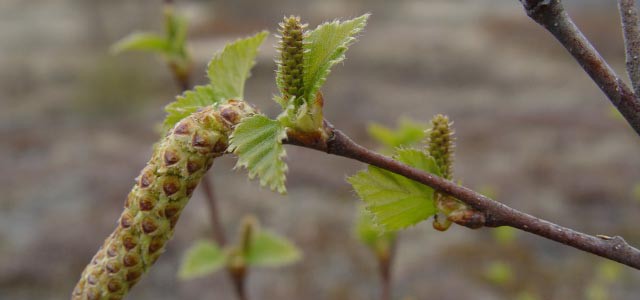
<box><xmin>519</xmin><ymin>0</ymin><xmax>640</xmax><ymax>135</ymax></box>
<box><xmin>618</xmin><ymin>0</ymin><xmax>640</xmax><ymax>95</ymax></box>
<box><xmin>285</xmin><ymin>123</ymin><xmax>640</xmax><ymax>269</ymax></box>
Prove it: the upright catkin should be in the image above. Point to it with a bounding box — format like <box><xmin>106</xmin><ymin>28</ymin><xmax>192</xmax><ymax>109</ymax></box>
<box><xmin>428</xmin><ymin>114</ymin><xmax>454</xmax><ymax>181</ymax></box>
<box><xmin>276</xmin><ymin>15</ymin><xmax>306</xmax><ymax>105</ymax></box>
<box><xmin>428</xmin><ymin>114</ymin><xmax>464</xmax><ymax>231</ymax></box>
<box><xmin>72</xmin><ymin>100</ymin><xmax>256</xmax><ymax>300</ymax></box>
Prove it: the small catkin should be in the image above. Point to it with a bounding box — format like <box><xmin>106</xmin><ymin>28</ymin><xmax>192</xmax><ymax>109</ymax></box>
<box><xmin>427</xmin><ymin>114</ymin><xmax>455</xmax><ymax>180</ymax></box>
<box><xmin>72</xmin><ymin>100</ymin><xmax>256</xmax><ymax>300</ymax></box>
<box><xmin>277</xmin><ymin>15</ymin><xmax>306</xmax><ymax>105</ymax></box>
<box><xmin>428</xmin><ymin>114</ymin><xmax>462</xmax><ymax>231</ymax></box>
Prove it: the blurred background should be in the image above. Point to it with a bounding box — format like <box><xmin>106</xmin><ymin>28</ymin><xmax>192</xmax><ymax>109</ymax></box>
<box><xmin>2</xmin><ymin>0</ymin><xmax>640</xmax><ymax>299</ymax></box>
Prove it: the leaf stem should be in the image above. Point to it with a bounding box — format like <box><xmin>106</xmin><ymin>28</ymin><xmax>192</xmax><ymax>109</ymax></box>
<box><xmin>285</xmin><ymin>122</ymin><xmax>640</xmax><ymax>269</ymax></box>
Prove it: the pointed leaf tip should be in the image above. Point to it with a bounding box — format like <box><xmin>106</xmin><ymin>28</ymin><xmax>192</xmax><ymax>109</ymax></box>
<box><xmin>246</xmin><ymin>230</ymin><xmax>302</xmax><ymax>267</ymax></box>
<box><xmin>178</xmin><ymin>240</ymin><xmax>225</xmax><ymax>280</ymax></box>
<box><xmin>303</xmin><ymin>14</ymin><xmax>369</xmax><ymax>101</ymax></box>
<box><xmin>207</xmin><ymin>31</ymin><xmax>269</xmax><ymax>100</ymax></box>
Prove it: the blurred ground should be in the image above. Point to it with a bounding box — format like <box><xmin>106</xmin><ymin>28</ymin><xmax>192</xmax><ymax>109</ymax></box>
<box><xmin>2</xmin><ymin>0</ymin><xmax>640</xmax><ymax>299</ymax></box>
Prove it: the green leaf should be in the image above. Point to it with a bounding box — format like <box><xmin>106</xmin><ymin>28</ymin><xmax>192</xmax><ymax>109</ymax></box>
<box><xmin>348</xmin><ymin>149</ymin><xmax>441</xmax><ymax>230</ymax></box>
<box><xmin>110</xmin><ymin>32</ymin><xmax>169</xmax><ymax>54</ymax></box>
<box><xmin>303</xmin><ymin>14</ymin><xmax>369</xmax><ymax>102</ymax></box>
<box><xmin>207</xmin><ymin>31</ymin><xmax>268</xmax><ymax>100</ymax></box>
<box><xmin>246</xmin><ymin>230</ymin><xmax>302</xmax><ymax>267</ymax></box>
<box><xmin>368</xmin><ymin>118</ymin><xmax>427</xmax><ymax>150</ymax></box>
<box><xmin>229</xmin><ymin>115</ymin><xmax>288</xmax><ymax>193</ymax></box>
<box><xmin>178</xmin><ymin>240</ymin><xmax>226</xmax><ymax>280</ymax></box>
<box><xmin>163</xmin><ymin>85</ymin><xmax>222</xmax><ymax>131</ymax></box>
<box><xmin>162</xmin><ymin>32</ymin><xmax>267</xmax><ymax>131</ymax></box>
<box><xmin>165</xmin><ymin>9</ymin><xmax>189</xmax><ymax>56</ymax></box>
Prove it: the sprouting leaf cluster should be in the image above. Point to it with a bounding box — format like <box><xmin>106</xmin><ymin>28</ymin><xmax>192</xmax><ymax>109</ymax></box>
<box><xmin>276</xmin><ymin>14</ymin><xmax>369</xmax><ymax>133</ymax></box>
<box><xmin>112</xmin><ymin>5</ymin><xmax>191</xmax><ymax>80</ymax></box>
<box><xmin>353</xmin><ymin>120</ymin><xmax>427</xmax><ymax>250</ymax></box>
<box><xmin>158</xmin><ymin>14</ymin><xmax>368</xmax><ymax>194</ymax></box>
<box><xmin>163</xmin><ymin>31</ymin><xmax>268</xmax><ymax>132</ymax></box>
<box><xmin>349</xmin><ymin>115</ymin><xmax>463</xmax><ymax>231</ymax></box>
<box><xmin>178</xmin><ymin>217</ymin><xmax>301</xmax><ymax>280</ymax></box>
<box><xmin>349</xmin><ymin>148</ymin><xmax>442</xmax><ymax>230</ymax></box>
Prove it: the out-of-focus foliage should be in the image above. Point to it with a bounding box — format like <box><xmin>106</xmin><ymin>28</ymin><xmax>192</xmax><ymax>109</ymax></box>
<box><xmin>368</xmin><ymin>119</ymin><xmax>427</xmax><ymax>151</ymax></box>
<box><xmin>483</xmin><ymin>261</ymin><xmax>513</xmax><ymax>286</ymax></box>
<box><xmin>112</xmin><ymin>7</ymin><xmax>190</xmax><ymax>75</ymax></box>
<box><xmin>246</xmin><ymin>230</ymin><xmax>302</xmax><ymax>267</ymax></box>
<box><xmin>178</xmin><ymin>218</ymin><xmax>300</xmax><ymax>280</ymax></box>
<box><xmin>178</xmin><ymin>240</ymin><xmax>226</xmax><ymax>280</ymax></box>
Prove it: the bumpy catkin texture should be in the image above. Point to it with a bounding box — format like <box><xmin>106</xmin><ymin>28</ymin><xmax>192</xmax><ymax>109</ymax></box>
<box><xmin>72</xmin><ymin>100</ymin><xmax>256</xmax><ymax>300</ymax></box>
<box><xmin>428</xmin><ymin>114</ymin><xmax>460</xmax><ymax>231</ymax></box>
<box><xmin>428</xmin><ymin>114</ymin><xmax>454</xmax><ymax>180</ymax></box>
<box><xmin>277</xmin><ymin>16</ymin><xmax>306</xmax><ymax>104</ymax></box>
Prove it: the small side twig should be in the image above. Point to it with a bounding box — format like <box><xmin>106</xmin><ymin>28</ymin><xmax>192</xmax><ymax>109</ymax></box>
<box><xmin>618</xmin><ymin>0</ymin><xmax>640</xmax><ymax>95</ymax></box>
<box><xmin>378</xmin><ymin>239</ymin><xmax>395</xmax><ymax>300</ymax></box>
<box><xmin>285</xmin><ymin>123</ymin><xmax>640</xmax><ymax>269</ymax></box>
<box><xmin>201</xmin><ymin>179</ymin><xmax>227</xmax><ymax>246</ymax></box>
<box><xmin>519</xmin><ymin>0</ymin><xmax>640</xmax><ymax>135</ymax></box>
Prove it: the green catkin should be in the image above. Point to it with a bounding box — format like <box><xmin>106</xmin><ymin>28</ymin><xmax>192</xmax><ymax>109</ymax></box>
<box><xmin>428</xmin><ymin>114</ymin><xmax>454</xmax><ymax>180</ymax></box>
<box><xmin>277</xmin><ymin>15</ymin><xmax>306</xmax><ymax>106</ymax></box>
<box><xmin>72</xmin><ymin>100</ymin><xmax>256</xmax><ymax>300</ymax></box>
<box><xmin>428</xmin><ymin>114</ymin><xmax>463</xmax><ymax>231</ymax></box>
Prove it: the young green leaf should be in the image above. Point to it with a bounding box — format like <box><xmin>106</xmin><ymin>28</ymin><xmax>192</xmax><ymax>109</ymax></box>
<box><xmin>163</xmin><ymin>85</ymin><xmax>221</xmax><ymax>131</ymax></box>
<box><xmin>163</xmin><ymin>31</ymin><xmax>267</xmax><ymax>130</ymax></box>
<box><xmin>178</xmin><ymin>240</ymin><xmax>226</xmax><ymax>280</ymax></box>
<box><xmin>110</xmin><ymin>32</ymin><xmax>169</xmax><ymax>54</ymax></box>
<box><xmin>207</xmin><ymin>31</ymin><xmax>268</xmax><ymax>100</ymax></box>
<box><xmin>348</xmin><ymin>149</ymin><xmax>441</xmax><ymax>230</ymax></box>
<box><xmin>368</xmin><ymin>118</ymin><xmax>427</xmax><ymax>150</ymax></box>
<box><xmin>303</xmin><ymin>14</ymin><xmax>369</xmax><ymax>102</ymax></box>
<box><xmin>246</xmin><ymin>230</ymin><xmax>302</xmax><ymax>267</ymax></box>
<box><xmin>164</xmin><ymin>8</ymin><xmax>188</xmax><ymax>57</ymax></box>
<box><xmin>228</xmin><ymin>115</ymin><xmax>288</xmax><ymax>193</ymax></box>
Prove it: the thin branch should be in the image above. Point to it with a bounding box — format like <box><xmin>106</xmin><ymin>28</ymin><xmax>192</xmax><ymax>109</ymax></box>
<box><xmin>229</xmin><ymin>273</ymin><xmax>247</xmax><ymax>300</ymax></box>
<box><xmin>618</xmin><ymin>0</ymin><xmax>640</xmax><ymax>95</ymax></box>
<box><xmin>378</xmin><ymin>239</ymin><xmax>395</xmax><ymax>300</ymax></box>
<box><xmin>285</xmin><ymin>123</ymin><xmax>640</xmax><ymax>269</ymax></box>
<box><xmin>519</xmin><ymin>0</ymin><xmax>640</xmax><ymax>135</ymax></box>
<box><xmin>201</xmin><ymin>179</ymin><xmax>227</xmax><ymax>246</ymax></box>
